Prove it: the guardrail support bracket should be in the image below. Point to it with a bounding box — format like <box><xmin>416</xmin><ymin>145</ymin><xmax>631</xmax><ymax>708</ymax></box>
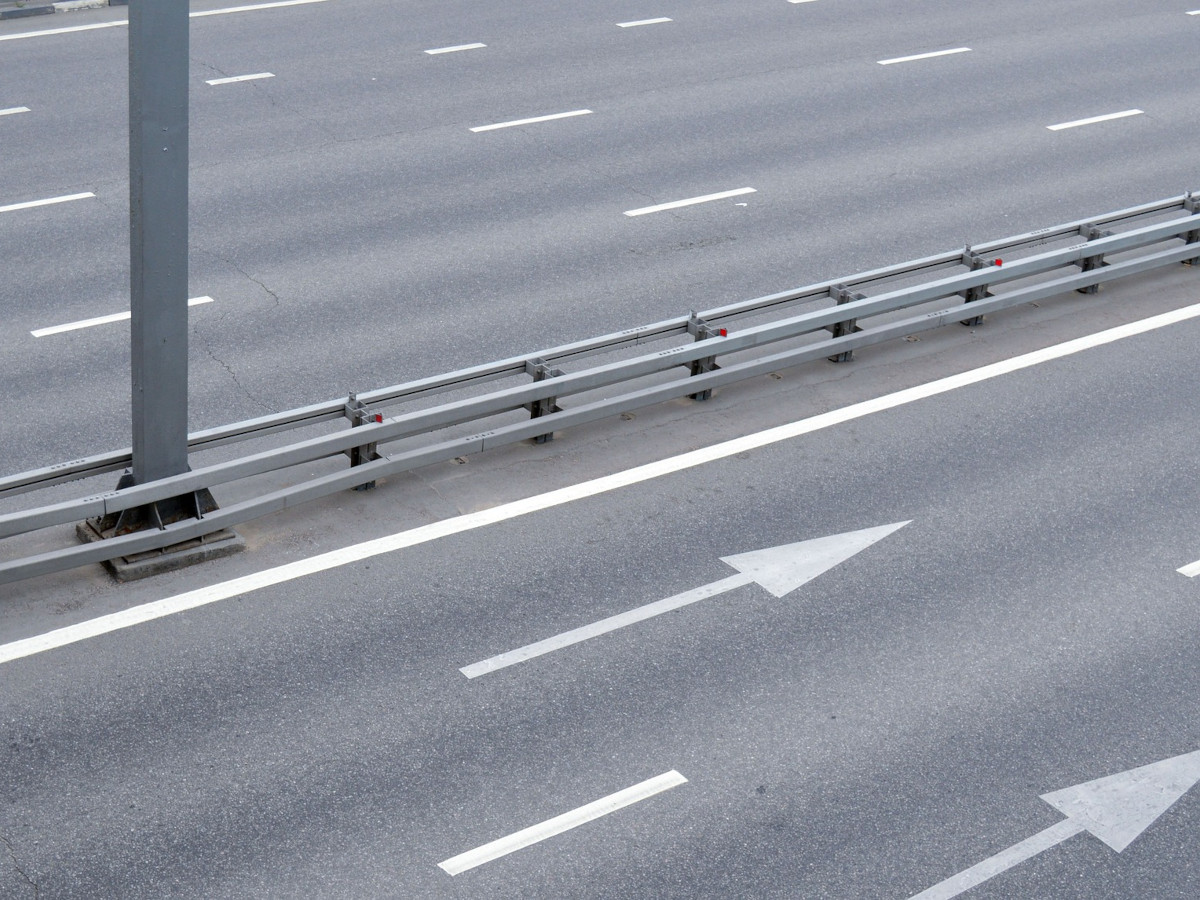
<box><xmin>525</xmin><ymin>359</ymin><xmax>565</xmax><ymax>443</ymax></box>
<box><xmin>959</xmin><ymin>247</ymin><xmax>996</xmax><ymax>326</ymax></box>
<box><xmin>1184</xmin><ymin>194</ymin><xmax>1200</xmax><ymax>266</ymax></box>
<box><xmin>827</xmin><ymin>286</ymin><xmax>865</xmax><ymax>362</ymax></box>
<box><xmin>345</xmin><ymin>392</ymin><xmax>384</xmax><ymax>489</ymax></box>
<box><xmin>687</xmin><ymin>313</ymin><xmax>724</xmax><ymax>400</ymax></box>
<box><xmin>1076</xmin><ymin>224</ymin><xmax>1114</xmax><ymax>293</ymax></box>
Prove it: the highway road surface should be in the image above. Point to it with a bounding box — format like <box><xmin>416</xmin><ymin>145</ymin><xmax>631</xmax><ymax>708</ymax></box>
<box><xmin>2</xmin><ymin>1</ymin><xmax>1199</xmax><ymax>897</ymax></box>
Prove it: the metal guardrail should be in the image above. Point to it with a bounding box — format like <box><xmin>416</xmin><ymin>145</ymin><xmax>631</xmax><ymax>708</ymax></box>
<box><xmin>2</xmin><ymin>193</ymin><xmax>1198</xmax><ymax>584</ymax></box>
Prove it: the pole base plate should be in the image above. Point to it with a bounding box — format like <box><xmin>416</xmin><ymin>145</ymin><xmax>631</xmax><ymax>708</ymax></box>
<box><xmin>76</xmin><ymin>518</ymin><xmax>245</xmax><ymax>582</ymax></box>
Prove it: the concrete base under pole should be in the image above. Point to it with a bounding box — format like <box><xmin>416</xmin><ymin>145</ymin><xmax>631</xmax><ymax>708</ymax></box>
<box><xmin>75</xmin><ymin>521</ymin><xmax>245</xmax><ymax>582</ymax></box>
<box><xmin>76</xmin><ymin>484</ymin><xmax>244</xmax><ymax>581</ymax></box>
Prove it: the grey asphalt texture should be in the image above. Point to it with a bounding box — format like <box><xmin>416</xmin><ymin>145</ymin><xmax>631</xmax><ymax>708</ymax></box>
<box><xmin>2</xmin><ymin>1</ymin><xmax>1200</xmax><ymax>897</ymax></box>
<box><xmin>2</xmin><ymin>0</ymin><xmax>1197</xmax><ymax>466</ymax></box>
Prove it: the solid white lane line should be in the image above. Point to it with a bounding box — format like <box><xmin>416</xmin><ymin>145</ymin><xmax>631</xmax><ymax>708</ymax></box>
<box><xmin>470</xmin><ymin>109</ymin><xmax>593</xmax><ymax>132</ymax></box>
<box><xmin>1187</xmin><ymin>10</ymin><xmax>1199</xmax><ymax>14</ymax></box>
<box><xmin>0</xmin><ymin>21</ymin><xmax>127</xmax><ymax>41</ymax></box>
<box><xmin>438</xmin><ymin>771</ymin><xmax>687</xmax><ymax>875</ymax></box>
<box><xmin>0</xmin><ymin>192</ymin><xmax>94</xmax><ymax>214</ymax></box>
<box><xmin>0</xmin><ymin>106</ymin><xmax>31</xmax><ymax>117</ymax></box>
<box><xmin>0</xmin><ymin>0</ymin><xmax>328</xmax><ymax>40</ymax></box>
<box><xmin>461</xmin><ymin>573</ymin><xmax>750</xmax><ymax>678</ymax></box>
<box><xmin>206</xmin><ymin>72</ymin><xmax>275</xmax><ymax>85</ymax></box>
<box><xmin>6</xmin><ymin>303</ymin><xmax>1200</xmax><ymax>666</ymax></box>
<box><xmin>190</xmin><ymin>0</ymin><xmax>330</xmax><ymax>17</ymax></box>
<box><xmin>617</xmin><ymin>17</ymin><xmax>672</xmax><ymax>27</ymax></box>
<box><xmin>425</xmin><ymin>42</ymin><xmax>486</xmax><ymax>54</ymax></box>
<box><xmin>624</xmin><ymin>187</ymin><xmax>755</xmax><ymax>217</ymax></box>
<box><xmin>1046</xmin><ymin>109</ymin><xmax>1143</xmax><ymax>131</ymax></box>
<box><xmin>878</xmin><ymin>47</ymin><xmax>971</xmax><ymax>65</ymax></box>
<box><xmin>31</xmin><ymin>297</ymin><xmax>215</xmax><ymax>338</ymax></box>
<box><xmin>1177</xmin><ymin>559</ymin><xmax>1200</xmax><ymax>577</ymax></box>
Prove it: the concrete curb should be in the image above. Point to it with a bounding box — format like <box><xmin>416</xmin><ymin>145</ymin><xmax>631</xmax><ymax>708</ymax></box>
<box><xmin>0</xmin><ymin>0</ymin><xmax>125</xmax><ymax>21</ymax></box>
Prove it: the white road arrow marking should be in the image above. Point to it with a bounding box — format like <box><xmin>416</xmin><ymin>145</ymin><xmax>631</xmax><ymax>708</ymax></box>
<box><xmin>1175</xmin><ymin>556</ymin><xmax>1200</xmax><ymax>577</ymax></box>
<box><xmin>911</xmin><ymin>748</ymin><xmax>1200</xmax><ymax>899</ymax></box>
<box><xmin>460</xmin><ymin>521</ymin><xmax>909</xmax><ymax>678</ymax></box>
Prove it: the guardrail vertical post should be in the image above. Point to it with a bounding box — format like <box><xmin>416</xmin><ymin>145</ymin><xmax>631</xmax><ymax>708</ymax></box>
<box><xmin>524</xmin><ymin>359</ymin><xmax>565</xmax><ymax>443</ymax></box>
<box><xmin>958</xmin><ymin>247</ymin><xmax>995</xmax><ymax>326</ymax></box>
<box><xmin>687</xmin><ymin>313</ymin><xmax>724</xmax><ymax>400</ymax></box>
<box><xmin>345</xmin><ymin>392</ymin><xmax>382</xmax><ymax>490</ymax></box>
<box><xmin>826</xmin><ymin>285</ymin><xmax>865</xmax><ymax>362</ymax></box>
<box><xmin>1076</xmin><ymin>224</ymin><xmax>1113</xmax><ymax>293</ymax></box>
<box><xmin>1184</xmin><ymin>194</ymin><xmax>1200</xmax><ymax>266</ymax></box>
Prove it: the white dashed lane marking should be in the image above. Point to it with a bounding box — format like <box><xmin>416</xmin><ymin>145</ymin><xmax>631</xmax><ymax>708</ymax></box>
<box><xmin>424</xmin><ymin>42</ymin><xmax>486</xmax><ymax>54</ymax></box>
<box><xmin>878</xmin><ymin>47</ymin><xmax>971</xmax><ymax>65</ymax></box>
<box><xmin>470</xmin><ymin>109</ymin><xmax>593</xmax><ymax>132</ymax></box>
<box><xmin>1046</xmin><ymin>109</ymin><xmax>1143</xmax><ymax>131</ymax></box>
<box><xmin>617</xmin><ymin>18</ymin><xmax>672</xmax><ymax>27</ymax></box>
<box><xmin>624</xmin><ymin>187</ymin><xmax>755</xmax><ymax>217</ymax></box>
<box><xmin>206</xmin><ymin>73</ymin><xmax>275</xmax><ymax>85</ymax></box>
<box><xmin>438</xmin><ymin>771</ymin><xmax>688</xmax><ymax>876</ymax></box>
<box><xmin>31</xmin><ymin>297</ymin><xmax>215</xmax><ymax>338</ymax></box>
<box><xmin>0</xmin><ymin>192</ymin><xmax>94</xmax><ymax>214</ymax></box>
<box><xmin>0</xmin><ymin>0</ymin><xmax>329</xmax><ymax>41</ymax></box>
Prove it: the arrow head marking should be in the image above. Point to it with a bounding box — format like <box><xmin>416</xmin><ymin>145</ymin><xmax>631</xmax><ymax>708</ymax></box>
<box><xmin>719</xmin><ymin>521</ymin><xmax>910</xmax><ymax>598</ymax></box>
<box><xmin>1040</xmin><ymin>748</ymin><xmax>1200</xmax><ymax>852</ymax></box>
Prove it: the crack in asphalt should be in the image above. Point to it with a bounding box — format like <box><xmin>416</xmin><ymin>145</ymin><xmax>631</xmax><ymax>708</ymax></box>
<box><xmin>0</xmin><ymin>834</ymin><xmax>39</xmax><ymax>900</ymax></box>
<box><xmin>225</xmin><ymin>257</ymin><xmax>283</xmax><ymax>310</ymax></box>
<box><xmin>188</xmin><ymin>250</ymin><xmax>283</xmax><ymax>413</ymax></box>
<box><xmin>190</xmin><ymin>55</ymin><xmax>231</xmax><ymax>81</ymax></box>
<box><xmin>193</xmin><ymin>246</ymin><xmax>283</xmax><ymax>310</ymax></box>
<box><xmin>192</xmin><ymin>53</ymin><xmax>340</xmax><ymax>143</ymax></box>
<box><xmin>192</xmin><ymin>324</ymin><xmax>277</xmax><ymax>414</ymax></box>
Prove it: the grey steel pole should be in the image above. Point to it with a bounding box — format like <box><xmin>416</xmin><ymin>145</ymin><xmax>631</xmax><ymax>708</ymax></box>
<box><xmin>129</xmin><ymin>0</ymin><xmax>190</xmax><ymax>485</ymax></box>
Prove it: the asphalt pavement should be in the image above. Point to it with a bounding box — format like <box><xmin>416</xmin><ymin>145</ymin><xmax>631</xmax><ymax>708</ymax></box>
<box><xmin>2</xmin><ymin>1</ymin><xmax>1200</xmax><ymax>898</ymax></box>
<box><xmin>3</xmin><ymin>284</ymin><xmax>1200</xmax><ymax>898</ymax></box>
<box><xmin>1</xmin><ymin>0</ymin><xmax>1197</xmax><ymax>464</ymax></box>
